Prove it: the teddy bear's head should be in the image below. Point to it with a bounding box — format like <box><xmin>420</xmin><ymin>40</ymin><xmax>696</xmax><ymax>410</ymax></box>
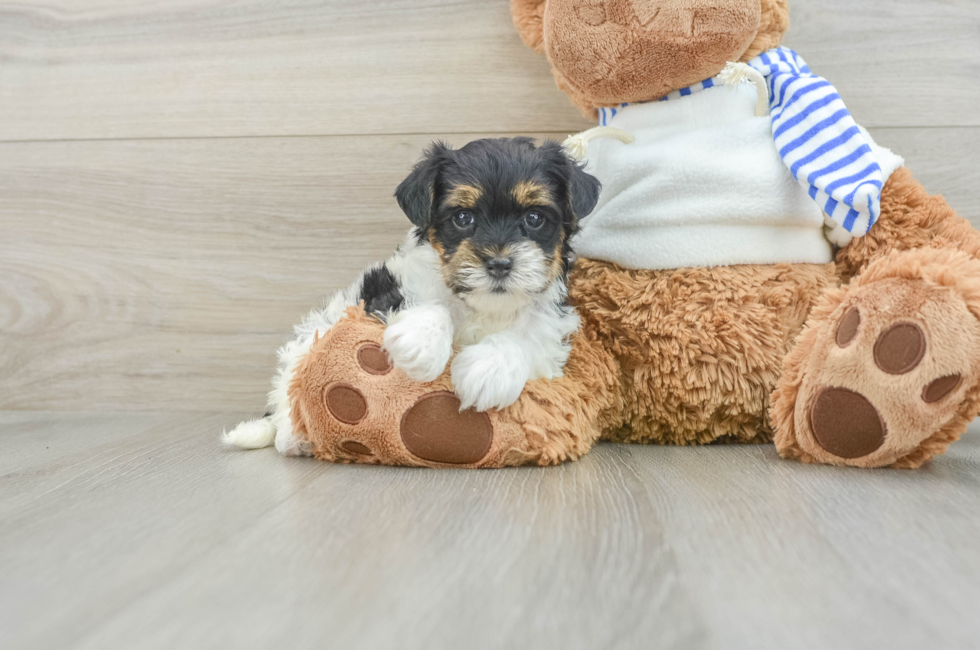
<box><xmin>512</xmin><ymin>0</ymin><xmax>789</xmax><ymax>117</ymax></box>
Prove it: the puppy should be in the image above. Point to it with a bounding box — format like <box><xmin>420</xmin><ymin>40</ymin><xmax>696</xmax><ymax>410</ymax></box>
<box><xmin>224</xmin><ymin>137</ymin><xmax>601</xmax><ymax>456</ymax></box>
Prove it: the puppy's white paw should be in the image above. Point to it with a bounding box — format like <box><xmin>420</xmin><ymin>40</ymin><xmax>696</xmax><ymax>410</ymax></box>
<box><xmin>451</xmin><ymin>338</ymin><xmax>531</xmax><ymax>411</ymax></box>
<box><xmin>383</xmin><ymin>304</ymin><xmax>454</xmax><ymax>383</ymax></box>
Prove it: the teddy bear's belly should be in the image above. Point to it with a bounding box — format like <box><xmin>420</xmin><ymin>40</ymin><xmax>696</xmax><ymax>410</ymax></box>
<box><xmin>568</xmin><ymin>257</ymin><xmax>838</xmax><ymax>445</ymax></box>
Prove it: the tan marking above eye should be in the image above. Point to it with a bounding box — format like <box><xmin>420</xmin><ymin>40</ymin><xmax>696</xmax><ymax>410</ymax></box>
<box><xmin>512</xmin><ymin>180</ymin><xmax>552</xmax><ymax>207</ymax></box>
<box><xmin>444</xmin><ymin>184</ymin><xmax>482</xmax><ymax>208</ymax></box>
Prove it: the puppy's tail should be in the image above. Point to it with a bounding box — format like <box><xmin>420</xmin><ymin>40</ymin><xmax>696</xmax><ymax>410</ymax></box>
<box><xmin>222</xmin><ymin>413</ymin><xmax>277</xmax><ymax>449</ymax></box>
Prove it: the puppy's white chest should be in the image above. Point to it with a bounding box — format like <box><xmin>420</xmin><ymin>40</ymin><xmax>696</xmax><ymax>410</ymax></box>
<box><xmin>453</xmin><ymin>311</ymin><xmax>514</xmax><ymax>346</ymax></box>
<box><xmin>449</xmin><ymin>291</ymin><xmax>531</xmax><ymax>346</ymax></box>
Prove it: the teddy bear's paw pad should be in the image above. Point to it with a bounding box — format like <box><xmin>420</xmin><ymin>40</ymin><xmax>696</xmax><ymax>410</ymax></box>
<box><xmin>872</xmin><ymin>322</ymin><xmax>926</xmax><ymax>374</ymax></box>
<box><xmin>340</xmin><ymin>440</ymin><xmax>374</xmax><ymax>456</ymax></box>
<box><xmin>400</xmin><ymin>392</ymin><xmax>494</xmax><ymax>465</ymax></box>
<box><xmin>794</xmin><ymin>279</ymin><xmax>980</xmax><ymax>467</ymax></box>
<box><xmin>835</xmin><ymin>307</ymin><xmax>861</xmax><ymax>347</ymax></box>
<box><xmin>324</xmin><ymin>384</ymin><xmax>368</xmax><ymax>425</ymax></box>
<box><xmin>923</xmin><ymin>374</ymin><xmax>963</xmax><ymax>403</ymax></box>
<box><xmin>356</xmin><ymin>342</ymin><xmax>392</xmax><ymax>375</ymax></box>
<box><xmin>809</xmin><ymin>387</ymin><xmax>886</xmax><ymax>459</ymax></box>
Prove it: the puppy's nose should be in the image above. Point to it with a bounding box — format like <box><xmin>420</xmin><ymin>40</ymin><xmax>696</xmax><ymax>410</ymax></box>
<box><xmin>485</xmin><ymin>257</ymin><xmax>513</xmax><ymax>279</ymax></box>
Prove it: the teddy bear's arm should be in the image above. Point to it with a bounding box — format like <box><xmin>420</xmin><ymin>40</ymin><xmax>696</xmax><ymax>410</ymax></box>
<box><xmin>750</xmin><ymin>48</ymin><xmax>900</xmax><ymax>239</ymax></box>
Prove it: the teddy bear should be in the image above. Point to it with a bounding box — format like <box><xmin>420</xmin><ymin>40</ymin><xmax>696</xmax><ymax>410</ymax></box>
<box><xmin>285</xmin><ymin>0</ymin><xmax>980</xmax><ymax>469</ymax></box>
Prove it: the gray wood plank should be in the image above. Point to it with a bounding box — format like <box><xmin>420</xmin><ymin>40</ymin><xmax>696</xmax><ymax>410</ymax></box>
<box><xmin>0</xmin><ymin>0</ymin><xmax>977</xmax><ymax>142</ymax></box>
<box><xmin>0</xmin><ymin>412</ymin><xmax>326</xmax><ymax>650</ymax></box>
<box><xmin>2</xmin><ymin>128</ymin><xmax>977</xmax><ymax>412</ymax></box>
<box><xmin>869</xmin><ymin>127</ymin><xmax>980</xmax><ymax>222</ymax></box>
<box><xmin>0</xmin><ymin>132</ymin><xmax>563</xmax><ymax>412</ymax></box>
<box><xmin>1</xmin><ymin>411</ymin><xmax>978</xmax><ymax>649</ymax></box>
<box><xmin>0</xmin><ymin>0</ymin><xmax>591</xmax><ymax>141</ymax></box>
<box><xmin>784</xmin><ymin>0</ymin><xmax>980</xmax><ymax>129</ymax></box>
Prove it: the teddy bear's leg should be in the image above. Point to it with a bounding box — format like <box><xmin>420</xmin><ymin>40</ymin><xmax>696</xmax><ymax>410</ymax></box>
<box><xmin>772</xmin><ymin>168</ymin><xmax>980</xmax><ymax>468</ymax></box>
<box><xmin>569</xmin><ymin>259</ymin><xmax>837</xmax><ymax>445</ymax></box>
<box><xmin>287</xmin><ymin>306</ymin><xmax>621</xmax><ymax>468</ymax></box>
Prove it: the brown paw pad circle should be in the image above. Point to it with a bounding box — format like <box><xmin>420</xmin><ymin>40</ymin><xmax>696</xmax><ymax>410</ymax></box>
<box><xmin>874</xmin><ymin>322</ymin><xmax>925</xmax><ymax>375</ymax></box>
<box><xmin>357</xmin><ymin>342</ymin><xmax>392</xmax><ymax>375</ymax></box>
<box><xmin>835</xmin><ymin>307</ymin><xmax>861</xmax><ymax>347</ymax></box>
<box><xmin>400</xmin><ymin>392</ymin><xmax>493</xmax><ymax>465</ymax></box>
<box><xmin>923</xmin><ymin>374</ymin><xmax>962</xmax><ymax>404</ymax></box>
<box><xmin>324</xmin><ymin>384</ymin><xmax>368</xmax><ymax>425</ymax></box>
<box><xmin>810</xmin><ymin>388</ymin><xmax>886</xmax><ymax>459</ymax></box>
<box><xmin>340</xmin><ymin>440</ymin><xmax>373</xmax><ymax>456</ymax></box>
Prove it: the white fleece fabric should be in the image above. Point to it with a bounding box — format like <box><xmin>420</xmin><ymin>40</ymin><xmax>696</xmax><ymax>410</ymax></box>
<box><xmin>574</xmin><ymin>80</ymin><xmax>903</xmax><ymax>270</ymax></box>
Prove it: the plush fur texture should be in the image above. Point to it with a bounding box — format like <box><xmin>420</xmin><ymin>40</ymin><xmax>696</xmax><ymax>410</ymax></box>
<box><xmin>571</xmin><ymin>259</ymin><xmax>837</xmax><ymax>444</ymax></box>
<box><xmin>510</xmin><ymin>0</ymin><xmax>790</xmax><ymax>117</ymax></box>
<box><xmin>741</xmin><ymin>0</ymin><xmax>789</xmax><ymax>60</ymax></box>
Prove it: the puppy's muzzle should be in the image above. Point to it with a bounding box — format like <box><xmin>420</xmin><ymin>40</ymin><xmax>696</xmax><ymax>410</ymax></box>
<box><xmin>485</xmin><ymin>256</ymin><xmax>514</xmax><ymax>280</ymax></box>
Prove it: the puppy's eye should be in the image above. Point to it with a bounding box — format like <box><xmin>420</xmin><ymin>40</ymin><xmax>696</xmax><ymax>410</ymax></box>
<box><xmin>452</xmin><ymin>211</ymin><xmax>475</xmax><ymax>229</ymax></box>
<box><xmin>524</xmin><ymin>211</ymin><xmax>544</xmax><ymax>230</ymax></box>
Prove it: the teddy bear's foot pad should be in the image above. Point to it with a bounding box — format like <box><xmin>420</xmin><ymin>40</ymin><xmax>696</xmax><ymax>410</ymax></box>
<box><xmin>326</xmin><ymin>387</ymin><xmax>494</xmax><ymax>465</ymax></box>
<box><xmin>809</xmin><ymin>387</ymin><xmax>886</xmax><ymax>459</ymax></box>
<box><xmin>782</xmin><ymin>277</ymin><xmax>980</xmax><ymax>468</ymax></box>
<box><xmin>809</xmin><ymin>314</ymin><xmax>964</xmax><ymax>459</ymax></box>
<box><xmin>400</xmin><ymin>392</ymin><xmax>494</xmax><ymax>464</ymax></box>
<box><xmin>289</xmin><ymin>308</ymin><xmax>544</xmax><ymax>468</ymax></box>
<box><xmin>315</xmin><ymin>351</ymin><xmax>500</xmax><ymax>466</ymax></box>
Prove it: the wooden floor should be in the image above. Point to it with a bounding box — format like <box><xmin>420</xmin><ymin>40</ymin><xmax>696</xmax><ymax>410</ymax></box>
<box><xmin>2</xmin><ymin>411</ymin><xmax>980</xmax><ymax>650</ymax></box>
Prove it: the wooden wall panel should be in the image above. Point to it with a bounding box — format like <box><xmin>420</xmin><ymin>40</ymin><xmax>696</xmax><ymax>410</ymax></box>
<box><xmin>784</xmin><ymin>0</ymin><xmax>980</xmax><ymax>128</ymax></box>
<box><xmin>0</xmin><ymin>0</ymin><xmax>977</xmax><ymax>142</ymax></box>
<box><xmin>1</xmin><ymin>0</ymin><xmax>978</xmax><ymax>411</ymax></box>
<box><xmin>0</xmin><ymin>0</ymin><xmax>591</xmax><ymax>141</ymax></box>
<box><xmin>1</xmin><ymin>128</ymin><xmax>977</xmax><ymax>410</ymax></box>
<box><xmin>0</xmin><ymin>133</ymin><xmax>550</xmax><ymax>410</ymax></box>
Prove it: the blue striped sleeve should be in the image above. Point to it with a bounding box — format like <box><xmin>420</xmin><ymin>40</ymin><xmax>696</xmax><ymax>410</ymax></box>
<box><xmin>749</xmin><ymin>47</ymin><xmax>884</xmax><ymax>236</ymax></box>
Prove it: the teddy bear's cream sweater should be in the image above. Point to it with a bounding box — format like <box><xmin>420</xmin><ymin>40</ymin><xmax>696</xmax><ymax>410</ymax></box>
<box><xmin>574</xmin><ymin>52</ymin><xmax>903</xmax><ymax>271</ymax></box>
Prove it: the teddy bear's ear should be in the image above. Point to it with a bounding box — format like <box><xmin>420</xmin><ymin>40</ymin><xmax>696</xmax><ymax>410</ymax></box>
<box><xmin>395</xmin><ymin>142</ymin><xmax>453</xmax><ymax>230</ymax></box>
<box><xmin>511</xmin><ymin>0</ymin><xmax>547</xmax><ymax>54</ymax></box>
<box><xmin>742</xmin><ymin>0</ymin><xmax>791</xmax><ymax>60</ymax></box>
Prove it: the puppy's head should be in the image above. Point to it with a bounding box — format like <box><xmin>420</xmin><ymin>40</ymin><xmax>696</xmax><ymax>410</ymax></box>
<box><xmin>395</xmin><ymin>137</ymin><xmax>600</xmax><ymax>304</ymax></box>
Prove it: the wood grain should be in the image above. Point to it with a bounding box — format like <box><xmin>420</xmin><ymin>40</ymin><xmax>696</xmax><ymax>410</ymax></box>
<box><xmin>0</xmin><ymin>0</ymin><xmax>591</xmax><ymax>141</ymax></box>
<box><xmin>0</xmin><ymin>132</ymin><xmax>547</xmax><ymax>411</ymax></box>
<box><xmin>0</xmin><ymin>0</ymin><xmax>977</xmax><ymax>142</ymax></box>
<box><xmin>784</xmin><ymin>0</ymin><xmax>980</xmax><ymax>128</ymax></box>
<box><xmin>2</xmin><ymin>128</ymin><xmax>977</xmax><ymax>412</ymax></box>
<box><xmin>1</xmin><ymin>411</ymin><xmax>979</xmax><ymax>649</ymax></box>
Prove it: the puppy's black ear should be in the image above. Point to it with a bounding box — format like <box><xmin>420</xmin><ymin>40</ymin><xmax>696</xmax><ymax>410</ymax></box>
<box><xmin>539</xmin><ymin>140</ymin><xmax>601</xmax><ymax>222</ymax></box>
<box><xmin>567</xmin><ymin>161</ymin><xmax>601</xmax><ymax>220</ymax></box>
<box><xmin>395</xmin><ymin>142</ymin><xmax>453</xmax><ymax>230</ymax></box>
